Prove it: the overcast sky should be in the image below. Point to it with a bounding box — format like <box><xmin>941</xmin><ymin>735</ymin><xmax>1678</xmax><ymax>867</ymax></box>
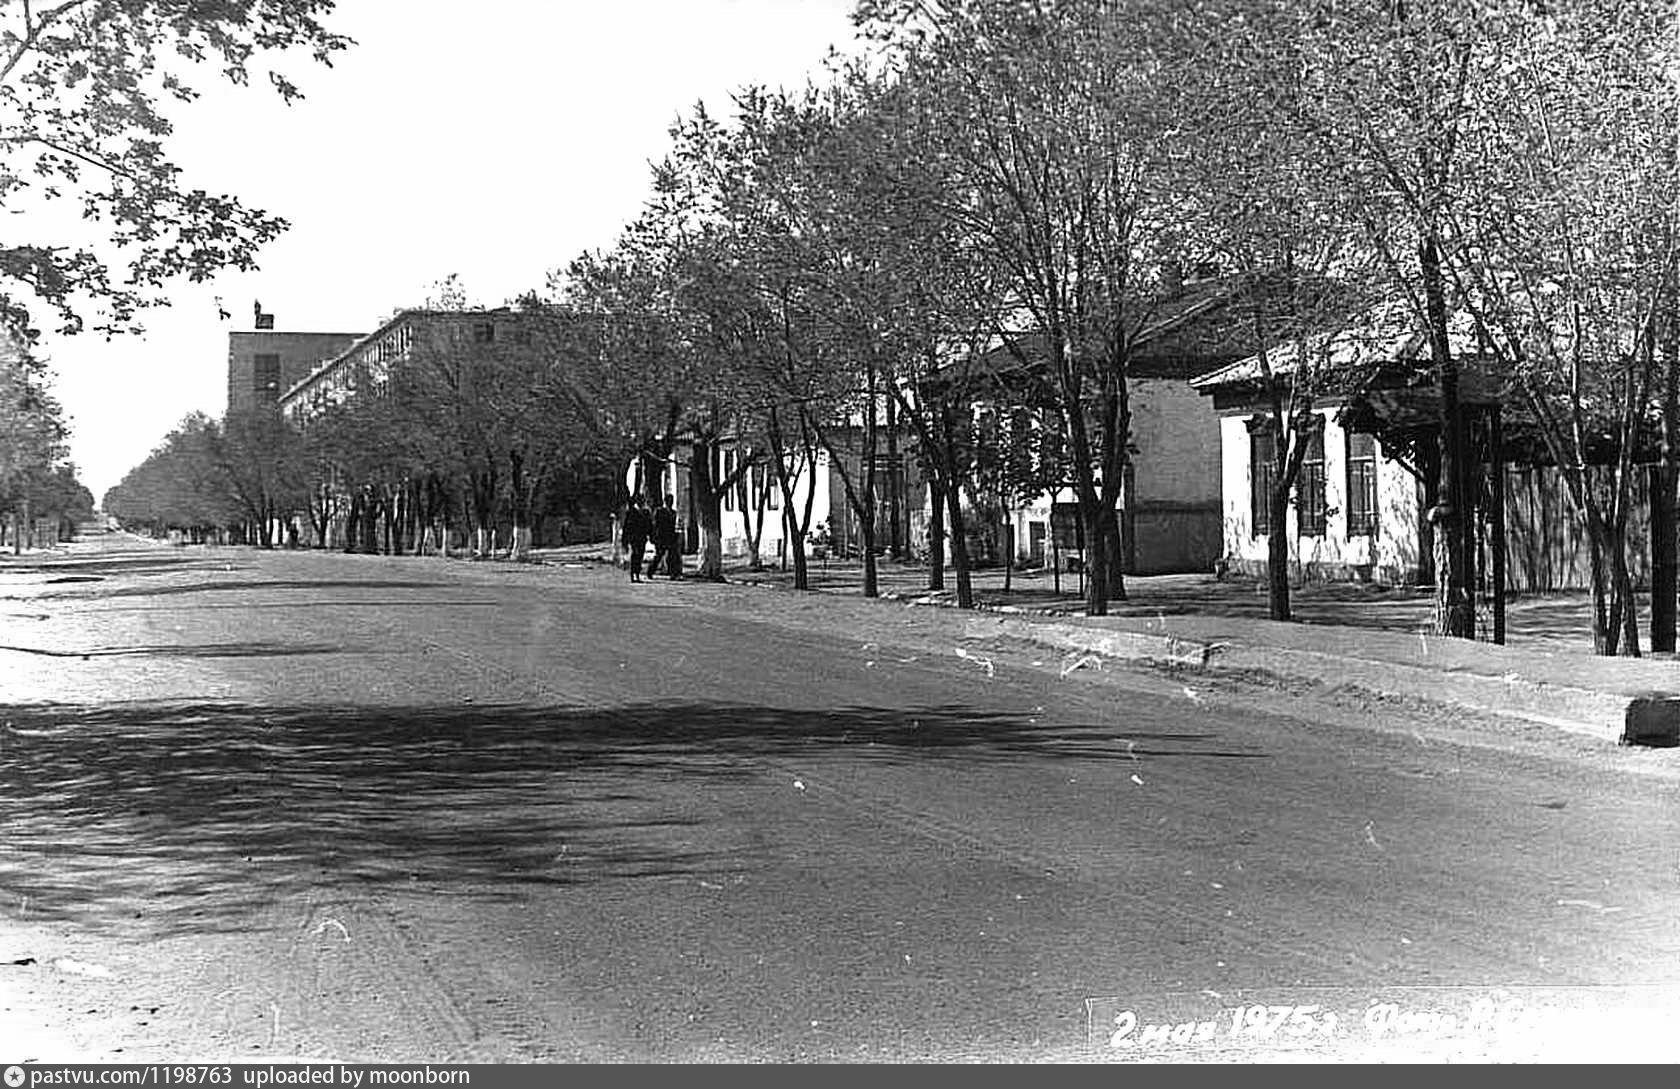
<box><xmin>41</xmin><ymin>0</ymin><xmax>863</xmax><ymax>501</ymax></box>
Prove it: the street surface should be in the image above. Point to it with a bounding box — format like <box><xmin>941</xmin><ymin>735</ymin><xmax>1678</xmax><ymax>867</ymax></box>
<box><xmin>2</xmin><ymin>534</ymin><xmax>1678</xmax><ymax>1062</ymax></box>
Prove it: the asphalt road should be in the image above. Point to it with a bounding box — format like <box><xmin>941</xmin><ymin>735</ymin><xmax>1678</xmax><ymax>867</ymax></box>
<box><xmin>2</xmin><ymin>534</ymin><xmax>1678</xmax><ymax>1063</ymax></box>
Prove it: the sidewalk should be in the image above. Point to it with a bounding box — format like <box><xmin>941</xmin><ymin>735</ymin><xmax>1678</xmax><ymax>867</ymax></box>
<box><xmin>537</xmin><ymin>544</ymin><xmax>1680</xmax><ymax>747</ymax></box>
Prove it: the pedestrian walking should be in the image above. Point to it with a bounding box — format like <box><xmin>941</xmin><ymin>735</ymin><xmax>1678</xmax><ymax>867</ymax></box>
<box><xmin>648</xmin><ymin>493</ymin><xmax>682</xmax><ymax>580</ymax></box>
<box><xmin>622</xmin><ymin>493</ymin><xmax>653</xmax><ymax>583</ymax></box>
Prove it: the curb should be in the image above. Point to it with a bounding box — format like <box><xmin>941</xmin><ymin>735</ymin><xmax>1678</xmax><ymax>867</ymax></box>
<box><xmin>969</xmin><ymin>614</ymin><xmax>1680</xmax><ymax>749</ymax></box>
<box><xmin>584</xmin><ymin>552</ymin><xmax>1680</xmax><ymax>749</ymax></box>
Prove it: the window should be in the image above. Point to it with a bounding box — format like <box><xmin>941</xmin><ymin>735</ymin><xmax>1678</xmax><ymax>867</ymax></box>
<box><xmin>753</xmin><ymin>463</ymin><xmax>779</xmax><ymax>509</ymax></box>
<box><xmin>1297</xmin><ymin>418</ymin><xmax>1327</xmax><ymax>537</ymax></box>
<box><xmin>721</xmin><ymin>448</ymin><xmax>737</xmax><ymax>511</ymax></box>
<box><xmin>472</xmin><ymin>321</ymin><xmax>495</xmax><ymax>345</ymax></box>
<box><xmin>1248</xmin><ymin>417</ymin><xmax>1277</xmax><ymax>536</ymax></box>
<box><xmin>1346</xmin><ymin>431</ymin><xmax>1378</xmax><ymax>537</ymax></box>
<box><xmin>253</xmin><ymin>353</ymin><xmax>281</xmax><ymax>397</ymax></box>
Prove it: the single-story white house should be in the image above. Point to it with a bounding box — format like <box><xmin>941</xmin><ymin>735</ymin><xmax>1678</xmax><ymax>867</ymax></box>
<box><xmin>1190</xmin><ymin>320</ymin><xmax>1474</xmax><ymax>586</ymax></box>
<box><xmin>1190</xmin><ymin>313</ymin><xmax>1647</xmax><ymax>593</ymax></box>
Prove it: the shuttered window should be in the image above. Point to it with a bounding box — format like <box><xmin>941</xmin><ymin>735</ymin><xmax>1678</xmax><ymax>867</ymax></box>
<box><xmin>1346</xmin><ymin>431</ymin><xmax>1378</xmax><ymax>537</ymax></box>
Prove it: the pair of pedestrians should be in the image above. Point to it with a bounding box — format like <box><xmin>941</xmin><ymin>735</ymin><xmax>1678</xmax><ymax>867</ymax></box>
<box><xmin>622</xmin><ymin>493</ymin><xmax>681</xmax><ymax>582</ymax></box>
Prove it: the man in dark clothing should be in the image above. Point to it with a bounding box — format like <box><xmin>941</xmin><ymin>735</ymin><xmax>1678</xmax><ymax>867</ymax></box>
<box><xmin>648</xmin><ymin>493</ymin><xmax>681</xmax><ymax>579</ymax></box>
<box><xmin>621</xmin><ymin>493</ymin><xmax>653</xmax><ymax>582</ymax></box>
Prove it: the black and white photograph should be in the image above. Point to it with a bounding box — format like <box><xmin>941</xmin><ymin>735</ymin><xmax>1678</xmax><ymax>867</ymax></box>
<box><xmin>1</xmin><ymin>0</ymin><xmax>1678</xmax><ymax>1067</ymax></box>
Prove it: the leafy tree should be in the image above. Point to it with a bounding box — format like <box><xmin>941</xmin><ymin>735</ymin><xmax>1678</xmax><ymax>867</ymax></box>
<box><xmin>211</xmin><ymin>407</ymin><xmax>306</xmax><ymax>548</ymax></box>
<box><xmin>1263</xmin><ymin>0</ymin><xmax>1507</xmax><ymax>638</ymax></box>
<box><xmin>0</xmin><ymin>0</ymin><xmax>351</xmax><ymax>340</ymax></box>
<box><xmin>103</xmin><ymin>411</ymin><xmax>236</xmax><ymax>539</ymax></box>
<box><xmin>563</xmin><ymin>124</ymin><xmax>770</xmax><ymax>583</ymax></box>
<box><xmin>0</xmin><ymin>342</ymin><xmax>62</xmax><ymax>539</ymax></box>
<box><xmin>725</xmin><ymin>73</ymin><xmax>1012</xmax><ymax>604</ymax></box>
<box><xmin>1156</xmin><ymin>1</ymin><xmax>1383</xmax><ymax>622</ymax></box>
<box><xmin>482</xmin><ymin>300</ymin><xmax>605</xmax><ymax>562</ymax></box>
<box><xmin>0</xmin><ymin>337</ymin><xmax>96</xmax><ymax>548</ymax></box>
<box><xmin>1429</xmin><ymin>0</ymin><xmax>1679</xmax><ymax>655</ymax></box>
<box><xmin>859</xmin><ymin>0</ymin><xmax>1191</xmax><ymax>616</ymax></box>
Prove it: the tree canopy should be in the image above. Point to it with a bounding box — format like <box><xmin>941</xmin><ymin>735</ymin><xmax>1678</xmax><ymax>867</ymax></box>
<box><xmin>0</xmin><ymin>0</ymin><xmax>351</xmax><ymax>341</ymax></box>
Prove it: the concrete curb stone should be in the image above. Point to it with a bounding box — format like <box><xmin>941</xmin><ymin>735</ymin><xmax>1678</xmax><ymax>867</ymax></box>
<box><xmin>535</xmin><ymin>545</ymin><xmax>1680</xmax><ymax>748</ymax></box>
<box><xmin>959</xmin><ymin>610</ymin><xmax>1680</xmax><ymax>748</ymax></box>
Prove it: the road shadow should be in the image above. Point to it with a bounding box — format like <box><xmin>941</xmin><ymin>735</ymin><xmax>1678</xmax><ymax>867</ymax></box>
<box><xmin>0</xmin><ymin>699</ymin><xmax>1263</xmax><ymax>936</ymax></box>
<box><xmin>0</xmin><ymin>642</ymin><xmax>347</xmax><ymax>659</ymax></box>
<box><xmin>67</xmin><ymin>579</ymin><xmax>457</xmax><ymax>599</ymax></box>
<box><xmin>0</xmin><ymin>555</ymin><xmax>234</xmax><ymax>580</ymax></box>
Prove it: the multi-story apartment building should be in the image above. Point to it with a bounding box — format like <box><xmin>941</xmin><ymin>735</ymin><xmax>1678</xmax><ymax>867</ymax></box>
<box><xmin>279</xmin><ymin>307</ymin><xmax>528</xmax><ymax>424</ymax></box>
<box><xmin>227</xmin><ymin>325</ymin><xmax>365</xmax><ymax>417</ymax></box>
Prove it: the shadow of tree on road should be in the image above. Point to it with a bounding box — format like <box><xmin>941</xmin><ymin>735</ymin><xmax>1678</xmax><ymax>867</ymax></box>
<box><xmin>0</xmin><ymin>700</ymin><xmax>1265</xmax><ymax>937</ymax></box>
<box><xmin>0</xmin><ymin>642</ymin><xmax>347</xmax><ymax>659</ymax></box>
<box><xmin>57</xmin><ymin>579</ymin><xmax>458</xmax><ymax>599</ymax></box>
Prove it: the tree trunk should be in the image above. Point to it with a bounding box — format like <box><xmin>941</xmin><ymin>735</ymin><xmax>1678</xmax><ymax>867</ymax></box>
<box><xmin>344</xmin><ymin>492</ymin><xmax>362</xmax><ymax>553</ymax></box>
<box><xmin>1615</xmin><ymin>537</ymin><xmax>1641</xmax><ymax>657</ymax></box>
<box><xmin>887</xmin><ymin>396</ymin><xmax>903</xmax><ymax>560</ymax></box>
<box><xmin>365</xmin><ymin>495</ymin><xmax>382</xmax><ymax>555</ymax></box>
<box><xmin>933</xmin><ymin>403</ymin><xmax>973</xmax><ymax>608</ymax></box>
<box><xmin>1587</xmin><ymin>514</ymin><xmax>1618</xmax><ymax>656</ymax></box>
<box><xmin>691</xmin><ymin>437</ymin><xmax>726</xmax><ymax>582</ymax></box>
<box><xmin>743</xmin><ymin>468</ymin><xmax>768</xmax><ymax>570</ymax></box>
<box><xmin>785</xmin><ymin>506</ymin><xmax>809</xmax><ymax>591</ymax></box>
<box><xmin>508</xmin><ymin>448</ymin><xmax>533</xmax><ymax>563</ymax></box>
<box><xmin>859</xmin><ymin>370</ymin><xmax>881</xmax><ymax>599</ymax></box>
<box><xmin>1267</xmin><ymin>481</ymin><xmax>1292</xmax><ymax>621</ymax></box>
<box><xmin>1102</xmin><ymin>502</ymin><xmax>1126</xmax><ymax>602</ymax></box>
<box><xmin>1422</xmin><ymin>236</ymin><xmax>1475</xmax><ymax>638</ymax></box>
<box><xmin>1654</xmin><ymin>464</ymin><xmax>1678</xmax><ymax>655</ymax></box>
<box><xmin>943</xmin><ymin>474</ymin><xmax>973</xmax><ymax>609</ymax></box>
<box><xmin>927</xmin><ymin>477</ymin><xmax>946</xmax><ymax>591</ymax></box>
<box><xmin>1654</xmin><ymin>289</ymin><xmax>1679</xmax><ymax>652</ymax></box>
<box><xmin>766</xmin><ymin>407</ymin><xmax>813</xmax><ymax>592</ymax></box>
<box><xmin>1081</xmin><ymin>496</ymin><xmax>1109</xmax><ymax>616</ymax></box>
<box><xmin>1003</xmin><ymin>518</ymin><xmax>1013</xmax><ymax>593</ymax></box>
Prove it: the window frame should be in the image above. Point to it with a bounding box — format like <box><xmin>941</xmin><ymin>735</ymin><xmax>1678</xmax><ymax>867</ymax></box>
<box><xmin>1296</xmin><ymin>416</ymin><xmax>1327</xmax><ymax>538</ymax></box>
<box><xmin>252</xmin><ymin>353</ymin><xmax>281</xmax><ymax>395</ymax></box>
<box><xmin>1345</xmin><ymin>431</ymin><xmax>1378</xmax><ymax>538</ymax></box>
<box><xmin>1247</xmin><ymin>415</ymin><xmax>1277</xmax><ymax>537</ymax></box>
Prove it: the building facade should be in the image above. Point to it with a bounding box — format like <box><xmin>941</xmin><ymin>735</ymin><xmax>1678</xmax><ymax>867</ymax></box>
<box><xmin>280</xmin><ymin>307</ymin><xmax>529</xmax><ymax>425</ymax></box>
<box><xmin>1190</xmin><ymin>316</ymin><xmax>1639</xmax><ymax>593</ymax></box>
<box><xmin>940</xmin><ymin>273</ymin><xmax>1253</xmax><ymax>576</ymax></box>
<box><xmin>1206</xmin><ymin>407</ymin><xmax>1424</xmax><ymax>584</ymax></box>
<box><xmin>227</xmin><ymin>327</ymin><xmax>364</xmax><ymax>416</ymax></box>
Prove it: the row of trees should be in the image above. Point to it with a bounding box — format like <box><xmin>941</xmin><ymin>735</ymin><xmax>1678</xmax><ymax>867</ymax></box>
<box><xmin>538</xmin><ymin>0</ymin><xmax>1678</xmax><ymax>657</ymax></box>
<box><xmin>93</xmin><ymin>0</ymin><xmax>1680</xmax><ymax>659</ymax></box>
<box><xmin>0</xmin><ymin>342</ymin><xmax>95</xmax><ymax>550</ymax></box>
<box><xmin>2</xmin><ymin>3</ymin><xmax>345</xmax><ymax>547</ymax></box>
<box><xmin>104</xmin><ymin>290</ymin><xmax>619</xmax><ymax>558</ymax></box>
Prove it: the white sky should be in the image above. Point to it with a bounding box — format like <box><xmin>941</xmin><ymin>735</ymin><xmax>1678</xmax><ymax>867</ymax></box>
<box><xmin>37</xmin><ymin>0</ymin><xmax>863</xmax><ymax>502</ymax></box>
